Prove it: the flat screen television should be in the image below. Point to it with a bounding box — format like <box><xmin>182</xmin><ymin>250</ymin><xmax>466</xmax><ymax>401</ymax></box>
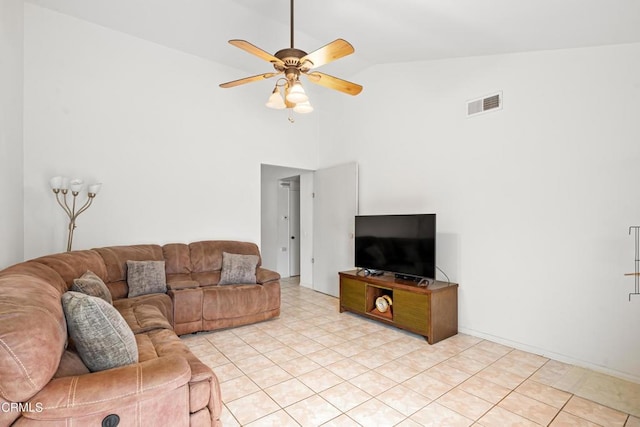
<box><xmin>355</xmin><ymin>214</ymin><xmax>436</xmax><ymax>280</ymax></box>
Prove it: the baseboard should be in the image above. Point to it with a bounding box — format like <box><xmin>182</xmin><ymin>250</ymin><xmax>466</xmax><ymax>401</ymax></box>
<box><xmin>458</xmin><ymin>327</ymin><xmax>640</xmax><ymax>384</ymax></box>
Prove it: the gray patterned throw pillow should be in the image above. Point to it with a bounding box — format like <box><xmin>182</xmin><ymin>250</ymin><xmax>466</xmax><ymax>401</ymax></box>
<box><xmin>61</xmin><ymin>291</ymin><xmax>138</xmax><ymax>372</ymax></box>
<box><xmin>219</xmin><ymin>252</ymin><xmax>259</xmax><ymax>285</ymax></box>
<box><xmin>72</xmin><ymin>270</ymin><xmax>113</xmax><ymax>305</ymax></box>
<box><xmin>126</xmin><ymin>260</ymin><xmax>167</xmax><ymax>298</ymax></box>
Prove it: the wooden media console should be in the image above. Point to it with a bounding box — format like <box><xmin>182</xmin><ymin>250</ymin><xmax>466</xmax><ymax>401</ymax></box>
<box><xmin>339</xmin><ymin>270</ymin><xmax>458</xmax><ymax>344</ymax></box>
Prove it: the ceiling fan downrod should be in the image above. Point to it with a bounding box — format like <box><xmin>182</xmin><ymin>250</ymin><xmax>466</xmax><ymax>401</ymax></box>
<box><xmin>290</xmin><ymin>0</ymin><xmax>294</xmax><ymax>48</ymax></box>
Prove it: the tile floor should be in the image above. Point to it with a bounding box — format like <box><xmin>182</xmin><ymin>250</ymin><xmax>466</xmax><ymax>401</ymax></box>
<box><xmin>182</xmin><ymin>277</ymin><xmax>640</xmax><ymax>426</ymax></box>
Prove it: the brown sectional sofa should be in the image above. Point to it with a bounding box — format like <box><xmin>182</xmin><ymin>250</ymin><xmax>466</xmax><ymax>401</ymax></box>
<box><xmin>0</xmin><ymin>240</ymin><xmax>281</xmax><ymax>426</ymax></box>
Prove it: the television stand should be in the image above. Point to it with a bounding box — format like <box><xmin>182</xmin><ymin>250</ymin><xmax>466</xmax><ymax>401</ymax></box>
<box><xmin>339</xmin><ymin>270</ymin><xmax>458</xmax><ymax>344</ymax></box>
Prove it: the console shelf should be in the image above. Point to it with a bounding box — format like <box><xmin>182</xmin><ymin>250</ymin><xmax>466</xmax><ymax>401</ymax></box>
<box><xmin>339</xmin><ymin>270</ymin><xmax>458</xmax><ymax>344</ymax></box>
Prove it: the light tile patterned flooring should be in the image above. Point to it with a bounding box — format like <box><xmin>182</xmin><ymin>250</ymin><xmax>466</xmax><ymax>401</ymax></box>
<box><xmin>182</xmin><ymin>278</ymin><xmax>640</xmax><ymax>426</ymax></box>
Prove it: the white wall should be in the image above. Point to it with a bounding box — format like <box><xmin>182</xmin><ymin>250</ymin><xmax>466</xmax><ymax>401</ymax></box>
<box><xmin>23</xmin><ymin>4</ymin><xmax>320</xmax><ymax>258</ymax></box>
<box><xmin>320</xmin><ymin>43</ymin><xmax>640</xmax><ymax>381</ymax></box>
<box><xmin>0</xmin><ymin>0</ymin><xmax>24</xmax><ymax>268</ymax></box>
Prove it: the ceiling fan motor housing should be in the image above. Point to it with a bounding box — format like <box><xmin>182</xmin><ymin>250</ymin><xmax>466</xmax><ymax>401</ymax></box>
<box><xmin>274</xmin><ymin>48</ymin><xmax>313</xmax><ymax>74</ymax></box>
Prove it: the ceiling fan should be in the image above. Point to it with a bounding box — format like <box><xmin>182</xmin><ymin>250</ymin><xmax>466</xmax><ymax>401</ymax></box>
<box><xmin>219</xmin><ymin>0</ymin><xmax>363</xmax><ymax>114</ymax></box>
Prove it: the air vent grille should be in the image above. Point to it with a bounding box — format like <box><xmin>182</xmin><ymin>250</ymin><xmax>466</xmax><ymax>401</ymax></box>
<box><xmin>467</xmin><ymin>91</ymin><xmax>502</xmax><ymax>117</ymax></box>
<box><xmin>483</xmin><ymin>94</ymin><xmax>500</xmax><ymax>110</ymax></box>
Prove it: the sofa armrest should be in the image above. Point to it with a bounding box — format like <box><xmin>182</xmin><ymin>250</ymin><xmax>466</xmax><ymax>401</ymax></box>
<box><xmin>23</xmin><ymin>356</ymin><xmax>191</xmax><ymax>420</ymax></box>
<box><xmin>167</xmin><ymin>280</ymin><xmax>200</xmax><ymax>291</ymax></box>
<box><xmin>256</xmin><ymin>267</ymin><xmax>280</xmax><ymax>285</ymax></box>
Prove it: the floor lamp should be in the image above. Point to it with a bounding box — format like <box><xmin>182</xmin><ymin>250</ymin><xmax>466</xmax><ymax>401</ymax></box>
<box><xmin>49</xmin><ymin>176</ymin><xmax>101</xmax><ymax>252</ymax></box>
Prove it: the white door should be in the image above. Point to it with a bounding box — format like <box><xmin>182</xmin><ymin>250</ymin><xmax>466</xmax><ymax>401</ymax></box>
<box><xmin>312</xmin><ymin>163</ymin><xmax>358</xmax><ymax>296</ymax></box>
<box><xmin>289</xmin><ymin>188</ymin><xmax>300</xmax><ymax>276</ymax></box>
<box><xmin>276</xmin><ymin>184</ymin><xmax>290</xmax><ymax>277</ymax></box>
<box><xmin>299</xmin><ymin>172</ymin><xmax>314</xmax><ymax>286</ymax></box>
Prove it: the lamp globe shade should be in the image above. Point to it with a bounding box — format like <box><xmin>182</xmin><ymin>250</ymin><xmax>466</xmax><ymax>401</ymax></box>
<box><xmin>266</xmin><ymin>90</ymin><xmax>286</xmax><ymax>109</ymax></box>
<box><xmin>293</xmin><ymin>101</ymin><xmax>314</xmax><ymax>114</ymax></box>
<box><xmin>286</xmin><ymin>82</ymin><xmax>308</xmax><ymax>104</ymax></box>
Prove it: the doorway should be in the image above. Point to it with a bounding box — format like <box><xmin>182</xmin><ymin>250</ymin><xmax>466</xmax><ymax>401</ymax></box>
<box><xmin>260</xmin><ymin>165</ymin><xmax>310</xmax><ymax>280</ymax></box>
<box><xmin>261</xmin><ymin>162</ymin><xmax>358</xmax><ymax>295</ymax></box>
<box><xmin>277</xmin><ymin>177</ymin><xmax>300</xmax><ymax>277</ymax></box>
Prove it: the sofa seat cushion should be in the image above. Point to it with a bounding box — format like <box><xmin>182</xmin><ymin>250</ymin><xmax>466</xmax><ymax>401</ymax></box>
<box><xmin>202</xmin><ymin>282</ymin><xmax>280</xmax><ymax>321</ymax></box>
<box><xmin>118</xmin><ymin>304</ymin><xmax>173</xmax><ymax>334</ymax></box>
<box><xmin>114</xmin><ymin>292</ymin><xmax>174</xmax><ymax>326</ymax></box>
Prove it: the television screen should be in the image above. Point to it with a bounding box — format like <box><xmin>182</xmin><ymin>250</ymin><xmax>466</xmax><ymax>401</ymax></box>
<box><xmin>355</xmin><ymin>214</ymin><xmax>436</xmax><ymax>280</ymax></box>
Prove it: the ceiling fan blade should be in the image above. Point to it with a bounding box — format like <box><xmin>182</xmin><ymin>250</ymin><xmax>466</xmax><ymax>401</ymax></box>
<box><xmin>306</xmin><ymin>72</ymin><xmax>363</xmax><ymax>96</ymax></box>
<box><xmin>300</xmin><ymin>39</ymin><xmax>354</xmax><ymax>69</ymax></box>
<box><xmin>228</xmin><ymin>40</ymin><xmax>284</xmax><ymax>66</ymax></box>
<box><xmin>219</xmin><ymin>72</ymin><xmax>281</xmax><ymax>88</ymax></box>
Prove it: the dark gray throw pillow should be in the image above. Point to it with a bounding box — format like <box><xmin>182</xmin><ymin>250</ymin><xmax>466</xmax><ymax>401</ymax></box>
<box><xmin>126</xmin><ymin>260</ymin><xmax>167</xmax><ymax>298</ymax></box>
<box><xmin>72</xmin><ymin>270</ymin><xmax>113</xmax><ymax>305</ymax></box>
<box><xmin>219</xmin><ymin>252</ymin><xmax>259</xmax><ymax>285</ymax></box>
<box><xmin>61</xmin><ymin>291</ymin><xmax>138</xmax><ymax>372</ymax></box>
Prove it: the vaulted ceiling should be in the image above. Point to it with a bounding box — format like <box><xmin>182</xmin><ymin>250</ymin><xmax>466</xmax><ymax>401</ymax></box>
<box><xmin>24</xmin><ymin>0</ymin><xmax>640</xmax><ymax>78</ymax></box>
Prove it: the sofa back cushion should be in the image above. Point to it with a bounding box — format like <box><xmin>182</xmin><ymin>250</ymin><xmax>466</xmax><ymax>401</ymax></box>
<box><xmin>163</xmin><ymin>243</ymin><xmax>193</xmax><ymax>286</ymax></box>
<box><xmin>163</xmin><ymin>243</ymin><xmax>191</xmax><ymax>275</ymax></box>
<box><xmin>94</xmin><ymin>245</ymin><xmax>164</xmax><ymax>299</ymax></box>
<box><xmin>31</xmin><ymin>250</ymin><xmax>108</xmax><ymax>290</ymax></box>
<box><xmin>0</xmin><ymin>274</ymin><xmax>67</xmax><ymax>402</ymax></box>
<box><xmin>189</xmin><ymin>241</ymin><xmax>261</xmax><ymax>286</ymax></box>
<box><xmin>0</xmin><ymin>261</ymin><xmax>67</xmax><ymax>294</ymax></box>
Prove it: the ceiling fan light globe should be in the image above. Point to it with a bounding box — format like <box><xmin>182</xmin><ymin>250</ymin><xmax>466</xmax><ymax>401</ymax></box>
<box><xmin>293</xmin><ymin>101</ymin><xmax>314</xmax><ymax>114</ymax></box>
<box><xmin>266</xmin><ymin>91</ymin><xmax>286</xmax><ymax>109</ymax></box>
<box><xmin>286</xmin><ymin>82</ymin><xmax>308</xmax><ymax>104</ymax></box>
